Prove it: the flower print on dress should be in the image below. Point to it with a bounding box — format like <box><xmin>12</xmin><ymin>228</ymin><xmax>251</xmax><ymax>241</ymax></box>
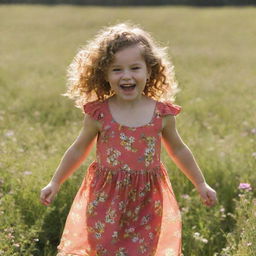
<box><xmin>139</xmin><ymin>182</ymin><xmax>151</xmax><ymax>197</ymax></box>
<box><xmin>138</xmin><ymin>239</ymin><xmax>150</xmax><ymax>254</ymax></box>
<box><xmin>120</xmin><ymin>205</ymin><xmax>141</xmax><ymax>228</ymax></box>
<box><xmin>106</xmin><ymin>147</ymin><xmax>121</xmax><ymax>166</ymax></box>
<box><xmin>120</xmin><ymin>133</ymin><xmax>137</xmax><ymax>152</ymax></box>
<box><xmin>115</xmin><ymin>247</ymin><xmax>129</xmax><ymax>256</ymax></box>
<box><xmin>139</xmin><ymin>135</ymin><xmax>156</xmax><ymax>167</ymax></box>
<box><xmin>123</xmin><ymin>227</ymin><xmax>136</xmax><ymax>239</ymax></box>
<box><xmin>101</xmin><ymin>125</ymin><xmax>115</xmax><ymax>143</ymax></box>
<box><xmin>148</xmin><ymin>232</ymin><xmax>154</xmax><ymax>240</ymax></box>
<box><xmin>121</xmin><ymin>164</ymin><xmax>132</xmax><ymax>173</ymax></box>
<box><xmin>154</xmin><ymin>200</ymin><xmax>163</xmax><ymax>216</ymax></box>
<box><xmin>118</xmin><ymin>200</ymin><xmax>128</xmax><ymax>212</ymax></box>
<box><xmin>140</xmin><ymin>214</ymin><xmax>151</xmax><ymax>226</ymax></box>
<box><xmin>164</xmin><ymin>248</ymin><xmax>176</xmax><ymax>256</ymax></box>
<box><xmin>57</xmin><ymin>101</ymin><xmax>182</xmax><ymax>256</ymax></box>
<box><xmin>88</xmin><ymin>220</ymin><xmax>105</xmax><ymax>240</ymax></box>
<box><xmin>123</xmin><ymin>227</ymin><xmax>142</xmax><ymax>246</ymax></box>
<box><xmin>116</xmin><ymin>175</ymin><xmax>132</xmax><ymax>190</ymax></box>
<box><xmin>70</xmin><ymin>212</ymin><xmax>81</xmax><ymax>224</ymax></box>
<box><xmin>105</xmin><ymin>207</ymin><xmax>117</xmax><ymax>224</ymax></box>
<box><xmin>87</xmin><ymin>191</ymin><xmax>108</xmax><ymax>216</ymax></box>
<box><xmin>111</xmin><ymin>230</ymin><xmax>120</xmax><ymax>244</ymax></box>
<box><xmin>96</xmin><ymin>244</ymin><xmax>108</xmax><ymax>255</ymax></box>
<box><xmin>128</xmin><ymin>188</ymin><xmax>138</xmax><ymax>202</ymax></box>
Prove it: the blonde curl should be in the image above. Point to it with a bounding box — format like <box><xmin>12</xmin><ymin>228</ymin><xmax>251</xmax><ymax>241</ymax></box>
<box><xmin>63</xmin><ymin>22</ymin><xmax>179</xmax><ymax>108</ymax></box>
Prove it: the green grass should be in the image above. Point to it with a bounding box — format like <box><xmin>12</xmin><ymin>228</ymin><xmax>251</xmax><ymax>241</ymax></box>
<box><xmin>0</xmin><ymin>5</ymin><xmax>255</xmax><ymax>256</ymax></box>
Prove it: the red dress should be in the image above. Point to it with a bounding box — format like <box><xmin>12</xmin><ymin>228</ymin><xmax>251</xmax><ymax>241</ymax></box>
<box><xmin>57</xmin><ymin>99</ymin><xmax>182</xmax><ymax>256</ymax></box>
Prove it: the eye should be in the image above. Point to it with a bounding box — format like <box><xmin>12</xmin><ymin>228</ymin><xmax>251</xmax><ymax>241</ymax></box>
<box><xmin>132</xmin><ymin>67</ymin><xmax>140</xmax><ymax>70</ymax></box>
<box><xmin>112</xmin><ymin>68</ymin><xmax>121</xmax><ymax>72</ymax></box>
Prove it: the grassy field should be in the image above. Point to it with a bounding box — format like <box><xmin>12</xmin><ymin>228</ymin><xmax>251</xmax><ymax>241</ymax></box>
<box><xmin>0</xmin><ymin>5</ymin><xmax>255</xmax><ymax>256</ymax></box>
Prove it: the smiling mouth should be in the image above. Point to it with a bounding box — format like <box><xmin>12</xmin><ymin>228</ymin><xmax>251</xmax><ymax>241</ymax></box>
<box><xmin>120</xmin><ymin>84</ymin><xmax>136</xmax><ymax>91</ymax></box>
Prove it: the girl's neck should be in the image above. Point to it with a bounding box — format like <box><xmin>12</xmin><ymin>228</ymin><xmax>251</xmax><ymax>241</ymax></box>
<box><xmin>110</xmin><ymin>95</ymin><xmax>148</xmax><ymax>109</ymax></box>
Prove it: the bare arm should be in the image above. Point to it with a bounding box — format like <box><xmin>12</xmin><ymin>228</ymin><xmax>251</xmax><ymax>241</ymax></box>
<box><xmin>40</xmin><ymin>114</ymin><xmax>99</xmax><ymax>206</ymax></box>
<box><xmin>162</xmin><ymin>115</ymin><xmax>217</xmax><ymax>207</ymax></box>
<box><xmin>162</xmin><ymin>115</ymin><xmax>205</xmax><ymax>187</ymax></box>
<box><xmin>50</xmin><ymin>114</ymin><xmax>100</xmax><ymax>185</ymax></box>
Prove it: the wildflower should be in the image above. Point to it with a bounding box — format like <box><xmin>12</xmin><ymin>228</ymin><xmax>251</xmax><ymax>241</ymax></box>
<box><xmin>220</xmin><ymin>207</ymin><xmax>225</xmax><ymax>213</ymax></box>
<box><xmin>238</xmin><ymin>183</ymin><xmax>252</xmax><ymax>191</ymax></box>
<box><xmin>23</xmin><ymin>171</ymin><xmax>32</xmax><ymax>175</ymax></box>
<box><xmin>193</xmin><ymin>232</ymin><xmax>200</xmax><ymax>238</ymax></box>
<box><xmin>5</xmin><ymin>130</ymin><xmax>14</xmax><ymax>137</ymax></box>
<box><xmin>193</xmin><ymin>232</ymin><xmax>208</xmax><ymax>244</ymax></box>
<box><xmin>251</xmin><ymin>128</ymin><xmax>256</xmax><ymax>134</ymax></box>
<box><xmin>247</xmin><ymin>242</ymin><xmax>252</xmax><ymax>246</ymax></box>
<box><xmin>181</xmin><ymin>194</ymin><xmax>190</xmax><ymax>199</ymax></box>
<box><xmin>202</xmin><ymin>238</ymin><xmax>208</xmax><ymax>244</ymax></box>
<box><xmin>7</xmin><ymin>233</ymin><xmax>14</xmax><ymax>239</ymax></box>
<box><xmin>252</xmin><ymin>152</ymin><xmax>256</xmax><ymax>158</ymax></box>
<box><xmin>181</xmin><ymin>207</ymin><xmax>189</xmax><ymax>213</ymax></box>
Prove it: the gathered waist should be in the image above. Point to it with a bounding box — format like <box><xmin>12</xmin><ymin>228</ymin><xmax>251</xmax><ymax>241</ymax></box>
<box><xmin>89</xmin><ymin>161</ymin><xmax>164</xmax><ymax>175</ymax></box>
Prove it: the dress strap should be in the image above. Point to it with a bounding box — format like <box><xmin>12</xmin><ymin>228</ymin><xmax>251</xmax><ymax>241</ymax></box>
<box><xmin>83</xmin><ymin>100</ymin><xmax>105</xmax><ymax>121</ymax></box>
<box><xmin>156</xmin><ymin>101</ymin><xmax>181</xmax><ymax>117</ymax></box>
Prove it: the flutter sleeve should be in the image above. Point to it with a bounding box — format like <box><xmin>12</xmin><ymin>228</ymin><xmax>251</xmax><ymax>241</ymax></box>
<box><xmin>158</xmin><ymin>101</ymin><xmax>182</xmax><ymax>116</ymax></box>
<box><xmin>83</xmin><ymin>101</ymin><xmax>104</xmax><ymax>121</ymax></box>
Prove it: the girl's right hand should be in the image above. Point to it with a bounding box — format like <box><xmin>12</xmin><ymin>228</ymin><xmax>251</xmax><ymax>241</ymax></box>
<box><xmin>40</xmin><ymin>181</ymin><xmax>60</xmax><ymax>206</ymax></box>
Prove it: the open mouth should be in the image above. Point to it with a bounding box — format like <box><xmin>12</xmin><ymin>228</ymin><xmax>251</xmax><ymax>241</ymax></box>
<box><xmin>120</xmin><ymin>84</ymin><xmax>136</xmax><ymax>91</ymax></box>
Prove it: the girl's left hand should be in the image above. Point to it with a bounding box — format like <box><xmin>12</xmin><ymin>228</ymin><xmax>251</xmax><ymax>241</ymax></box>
<box><xmin>195</xmin><ymin>182</ymin><xmax>218</xmax><ymax>207</ymax></box>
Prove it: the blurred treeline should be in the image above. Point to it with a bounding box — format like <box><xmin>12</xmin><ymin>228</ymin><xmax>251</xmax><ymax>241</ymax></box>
<box><xmin>1</xmin><ymin>0</ymin><xmax>256</xmax><ymax>5</ymax></box>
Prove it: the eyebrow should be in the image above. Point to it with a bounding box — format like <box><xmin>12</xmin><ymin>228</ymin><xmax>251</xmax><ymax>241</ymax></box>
<box><xmin>110</xmin><ymin>62</ymin><xmax>143</xmax><ymax>67</ymax></box>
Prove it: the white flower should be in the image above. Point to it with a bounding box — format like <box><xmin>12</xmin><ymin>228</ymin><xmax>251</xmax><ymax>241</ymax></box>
<box><xmin>202</xmin><ymin>238</ymin><xmax>208</xmax><ymax>243</ymax></box>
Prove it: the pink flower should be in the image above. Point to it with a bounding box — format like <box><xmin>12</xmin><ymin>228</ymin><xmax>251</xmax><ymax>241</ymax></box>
<box><xmin>23</xmin><ymin>171</ymin><xmax>32</xmax><ymax>175</ymax></box>
<box><xmin>238</xmin><ymin>183</ymin><xmax>252</xmax><ymax>191</ymax></box>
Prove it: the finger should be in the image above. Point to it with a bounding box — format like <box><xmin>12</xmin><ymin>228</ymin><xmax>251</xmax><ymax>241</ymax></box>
<box><xmin>40</xmin><ymin>189</ymin><xmax>50</xmax><ymax>199</ymax></box>
<box><xmin>40</xmin><ymin>191</ymin><xmax>52</xmax><ymax>206</ymax></box>
<box><xmin>40</xmin><ymin>198</ymin><xmax>50</xmax><ymax>206</ymax></box>
<box><xmin>209</xmin><ymin>194</ymin><xmax>218</xmax><ymax>204</ymax></box>
<box><xmin>46</xmin><ymin>192</ymin><xmax>56</xmax><ymax>204</ymax></box>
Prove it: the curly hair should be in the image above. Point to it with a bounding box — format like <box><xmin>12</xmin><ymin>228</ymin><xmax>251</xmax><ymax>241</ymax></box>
<box><xmin>63</xmin><ymin>22</ymin><xmax>179</xmax><ymax>108</ymax></box>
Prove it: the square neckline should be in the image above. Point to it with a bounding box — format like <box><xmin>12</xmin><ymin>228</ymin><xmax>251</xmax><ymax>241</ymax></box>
<box><xmin>106</xmin><ymin>98</ymin><xmax>158</xmax><ymax>129</ymax></box>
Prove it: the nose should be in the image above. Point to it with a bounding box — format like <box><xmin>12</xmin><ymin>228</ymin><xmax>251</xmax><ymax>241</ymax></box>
<box><xmin>122</xmin><ymin>69</ymin><xmax>132</xmax><ymax>80</ymax></box>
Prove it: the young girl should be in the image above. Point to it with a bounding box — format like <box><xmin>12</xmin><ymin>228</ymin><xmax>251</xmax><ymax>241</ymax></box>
<box><xmin>40</xmin><ymin>23</ymin><xmax>217</xmax><ymax>256</ymax></box>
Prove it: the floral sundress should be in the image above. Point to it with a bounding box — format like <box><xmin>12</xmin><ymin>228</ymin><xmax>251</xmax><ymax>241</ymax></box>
<box><xmin>57</xmin><ymin>98</ymin><xmax>182</xmax><ymax>256</ymax></box>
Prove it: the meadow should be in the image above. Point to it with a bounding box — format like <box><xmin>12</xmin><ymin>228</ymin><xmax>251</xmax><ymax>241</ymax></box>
<box><xmin>0</xmin><ymin>5</ymin><xmax>255</xmax><ymax>256</ymax></box>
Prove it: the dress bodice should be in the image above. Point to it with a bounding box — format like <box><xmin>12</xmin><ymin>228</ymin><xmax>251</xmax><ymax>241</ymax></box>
<box><xmin>83</xmin><ymin>98</ymin><xmax>181</xmax><ymax>172</ymax></box>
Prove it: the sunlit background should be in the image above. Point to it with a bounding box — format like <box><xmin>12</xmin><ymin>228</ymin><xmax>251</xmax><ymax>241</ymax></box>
<box><xmin>0</xmin><ymin>1</ymin><xmax>255</xmax><ymax>255</ymax></box>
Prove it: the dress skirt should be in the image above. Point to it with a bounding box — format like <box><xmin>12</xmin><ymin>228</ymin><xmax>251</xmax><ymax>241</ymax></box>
<box><xmin>56</xmin><ymin>161</ymin><xmax>182</xmax><ymax>256</ymax></box>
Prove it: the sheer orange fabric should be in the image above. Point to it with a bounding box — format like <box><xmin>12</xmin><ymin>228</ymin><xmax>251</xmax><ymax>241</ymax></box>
<box><xmin>57</xmin><ymin>99</ymin><xmax>182</xmax><ymax>256</ymax></box>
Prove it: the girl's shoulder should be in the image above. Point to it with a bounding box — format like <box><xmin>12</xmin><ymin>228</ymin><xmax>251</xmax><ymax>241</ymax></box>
<box><xmin>156</xmin><ymin>101</ymin><xmax>182</xmax><ymax>117</ymax></box>
<box><xmin>83</xmin><ymin>100</ymin><xmax>106</xmax><ymax>121</ymax></box>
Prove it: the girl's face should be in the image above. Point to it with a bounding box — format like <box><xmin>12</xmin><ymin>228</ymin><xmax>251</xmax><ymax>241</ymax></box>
<box><xmin>106</xmin><ymin>45</ymin><xmax>151</xmax><ymax>102</ymax></box>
